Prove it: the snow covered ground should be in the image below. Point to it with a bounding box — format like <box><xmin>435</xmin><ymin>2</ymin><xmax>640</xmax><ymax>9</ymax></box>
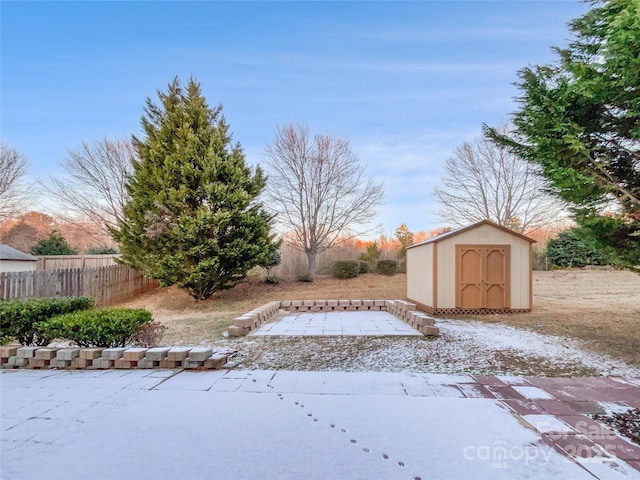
<box><xmin>3</xmin><ymin>369</ymin><xmax>639</xmax><ymax>480</ymax></box>
<box><xmin>228</xmin><ymin>318</ymin><xmax>640</xmax><ymax>377</ymax></box>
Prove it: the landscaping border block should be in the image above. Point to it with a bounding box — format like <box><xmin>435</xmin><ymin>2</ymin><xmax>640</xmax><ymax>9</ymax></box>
<box><xmin>227</xmin><ymin>299</ymin><xmax>440</xmax><ymax>337</ymax></box>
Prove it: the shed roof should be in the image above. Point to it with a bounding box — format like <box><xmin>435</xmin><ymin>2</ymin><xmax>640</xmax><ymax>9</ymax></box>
<box><xmin>0</xmin><ymin>244</ymin><xmax>38</xmax><ymax>261</ymax></box>
<box><xmin>407</xmin><ymin>220</ymin><xmax>537</xmax><ymax>250</ymax></box>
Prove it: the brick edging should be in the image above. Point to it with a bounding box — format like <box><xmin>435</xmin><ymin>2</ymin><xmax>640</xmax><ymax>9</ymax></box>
<box><xmin>0</xmin><ymin>345</ymin><xmax>229</xmax><ymax>371</ymax></box>
<box><xmin>227</xmin><ymin>299</ymin><xmax>440</xmax><ymax>337</ymax></box>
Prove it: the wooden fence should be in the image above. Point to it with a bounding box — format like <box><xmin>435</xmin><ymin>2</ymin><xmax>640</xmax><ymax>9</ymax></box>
<box><xmin>36</xmin><ymin>255</ymin><xmax>121</xmax><ymax>270</ymax></box>
<box><xmin>0</xmin><ymin>265</ymin><xmax>158</xmax><ymax>306</ymax></box>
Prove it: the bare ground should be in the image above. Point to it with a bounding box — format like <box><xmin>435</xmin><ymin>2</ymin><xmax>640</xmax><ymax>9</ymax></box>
<box><xmin>116</xmin><ymin>270</ymin><xmax>640</xmax><ymax>373</ymax></box>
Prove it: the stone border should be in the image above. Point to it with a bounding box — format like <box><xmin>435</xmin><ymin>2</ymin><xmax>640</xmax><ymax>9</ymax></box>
<box><xmin>227</xmin><ymin>299</ymin><xmax>440</xmax><ymax>337</ymax></box>
<box><xmin>0</xmin><ymin>345</ymin><xmax>229</xmax><ymax>371</ymax></box>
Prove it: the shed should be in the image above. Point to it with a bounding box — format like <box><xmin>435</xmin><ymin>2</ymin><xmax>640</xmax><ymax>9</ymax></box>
<box><xmin>0</xmin><ymin>244</ymin><xmax>38</xmax><ymax>273</ymax></box>
<box><xmin>406</xmin><ymin>220</ymin><xmax>536</xmax><ymax>315</ymax></box>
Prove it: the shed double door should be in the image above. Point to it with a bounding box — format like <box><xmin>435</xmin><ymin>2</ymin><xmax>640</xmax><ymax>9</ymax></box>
<box><xmin>455</xmin><ymin>245</ymin><xmax>510</xmax><ymax>310</ymax></box>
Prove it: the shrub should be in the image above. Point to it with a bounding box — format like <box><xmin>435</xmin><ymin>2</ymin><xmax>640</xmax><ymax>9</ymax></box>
<box><xmin>546</xmin><ymin>229</ymin><xmax>611</xmax><ymax>268</ymax></box>
<box><xmin>30</xmin><ymin>230</ymin><xmax>78</xmax><ymax>255</ymax></box>
<box><xmin>297</xmin><ymin>272</ymin><xmax>314</xmax><ymax>282</ymax></box>
<box><xmin>376</xmin><ymin>259</ymin><xmax>397</xmax><ymax>275</ymax></box>
<box><xmin>265</xmin><ymin>274</ymin><xmax>281</xmax><ymax>284</ymax></box>
<box><xmin>358</xmin><ymin>242</ymin><xmax>381</xmax><ymax>264</ymax></box>
<box><xmin>42</xmin><ymin>308</ymin><xmax>152</xmax><ymax>348</ymax></box>
<box><xmin>260</xmin><ymin>249</ymin><xmax>281</xmax><ymax>280</ymax></box>
<box><xmin>358</xmin><ymin>261</ymin><xmax>370</xmax><ymax>274</ymax></box>
<box><xmin>133</xmin><ymin>321</ymin><xmax>167</xmax><ymax>348</ymax></box>
<box><xmin>0</xmin><ymin>297</ymin><xmax>94</xmax><ymax>346</ymax></box>
<box><xmin>332</xmin><ymin>260</ymin><xmax>360</xmax><ymax>279</ymax></box>
<box><xmin>0</xmin><ymin>333</ymin><xmax>11</xmax><ymax>346</ymax></box>
<box><xmin>86</xmin><ymin>245</ymin><xmax>118</xmax><ymax>254</ymax></box>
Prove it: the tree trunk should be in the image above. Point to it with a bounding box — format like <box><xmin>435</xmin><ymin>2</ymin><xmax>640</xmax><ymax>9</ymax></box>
<box><xmin>307</xmin><ymin>251</ymin><xmax>317</xmax><ymax>278</ymax></box>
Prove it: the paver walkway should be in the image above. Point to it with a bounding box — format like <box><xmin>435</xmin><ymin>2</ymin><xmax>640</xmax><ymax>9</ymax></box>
<box><xmin>2</xmin><ymin>369</ymin><xmax>639</xmax><ymax>479</ymax></box>
<box><xmin>250</xmin><ymin>311</ymin><xmax>423</xmax><ymax>336</ymax></box>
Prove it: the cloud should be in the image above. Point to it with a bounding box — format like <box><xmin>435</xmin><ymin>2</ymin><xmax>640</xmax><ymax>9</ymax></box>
<box><xmin>349</xmin><ymin>127</ymin><xmax>481</xmax><ymax>231</ymax></box>
<box><xmin>331</xmin><ymin>26</ymin><xmax>568</xmax><ymax>43</ymax></box>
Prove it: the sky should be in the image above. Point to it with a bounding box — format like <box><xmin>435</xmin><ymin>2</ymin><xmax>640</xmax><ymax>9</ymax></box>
<box><xmin>1</xmin><ymin>0</ymin><xmax>588</xmax><ymax>235</ymax></box>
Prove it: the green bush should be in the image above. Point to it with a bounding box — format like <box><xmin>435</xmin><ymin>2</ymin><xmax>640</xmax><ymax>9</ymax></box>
<box><xmin>0</xmin><ymin>297</ymin><xmax>94</xmax><ymax>346</ymax></box>
<box><xmin>42</xmin><ymin>308</ymin><xmax>152</xmax><ymax>348</ymax></box>
<box><xmin>86</xmin><ymin>245</ymin><xmax>118</xmax><ymax>254</ymax></box>
<box><xmin>297</xmin><ymin>272</ymin><xmax>314</xmax><ymax>282</ymax></box>
<box><xmin>546</xmin><ymin>229</ymin><xmax>611</xmax><ymax>268</ymax></box>
<box><xmin>332</xmin><ymin>260</ymin><xmax>360</xmax><ymax>279</ymax></box>
<box><xmin>358</xmin><ymin>261</ymin><xmax>370</xmax><ymax>274</ymax></box>
<box><xmin>30</xmin><ymin>230</ymin><xmax>78</xmax><ymax>255</ymax></box>
<box><xmin>376</xmin><ymin>259</ymin><xmax>397</xmax><ymax>275</ymax></box>
<box><xmin>260</xmin><ymin>249</ymin><xmax>281</xmax><ymax>279</ymax></box>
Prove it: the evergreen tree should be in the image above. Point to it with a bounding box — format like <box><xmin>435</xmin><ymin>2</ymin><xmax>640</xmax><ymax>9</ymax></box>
<box><xmin>546</xmin><ymin>229</ymin><xmax>611</xmax><ymax>268</ymax></box>
<box><xmin>487</xmin><ymin>0</ymin><xmax>639</xmax><ymax>266</ymax></box>
<box><xmin>395</xmin><ymin>223</ymin><xmax>414</xmax><ymax>258</ymax></box>
<box><xmin>30</xmin><ymin>231</ymin><xmax>78</xmax><ymax>255</ymax></box>
<box><xmin>358</xmin><ymin>242</ymin><xmax>381</xmax><ymax>264</ymax></box>
<box><xmin>113</xmin><ymin>78</ymin><xmax>276</xmax><ymax>300</ymax></box>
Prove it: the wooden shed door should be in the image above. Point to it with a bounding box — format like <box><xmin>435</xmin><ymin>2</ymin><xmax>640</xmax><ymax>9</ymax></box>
<box><xmin>456</xmin><ymin>245</ymin><xmax>510</xmax><ymax>309</ymax></box>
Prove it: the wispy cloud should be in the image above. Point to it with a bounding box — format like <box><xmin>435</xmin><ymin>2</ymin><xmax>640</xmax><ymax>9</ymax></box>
<box><xmin>331</xmin><ymin>26</ymin><xmax>568</xmax><ymax>43</ymax></box>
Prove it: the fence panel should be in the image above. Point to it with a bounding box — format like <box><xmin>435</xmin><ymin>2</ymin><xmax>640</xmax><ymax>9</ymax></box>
<box><xmin>0</xmin><ymin>265</ymin><xmax>158</xmax><ymax>306</ymax></box>
<box><xmin>35</xmin><ymin>255</ymin><xmax>121</xmax><ymax>270</ymax></box>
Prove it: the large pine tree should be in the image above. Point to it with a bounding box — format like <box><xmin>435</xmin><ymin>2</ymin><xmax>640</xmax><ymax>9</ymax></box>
<box><xmin>487</xmin><ymin>0</ymin><xmax>640</xmax><ymax>267</ymax></box>
<box><xmin>113</xmin><ymin>78</ymin><xmax>276</xmax><ymax>300</ymax></box>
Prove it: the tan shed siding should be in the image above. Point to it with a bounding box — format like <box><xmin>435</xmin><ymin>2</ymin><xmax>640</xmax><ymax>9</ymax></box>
<box><xmin>407</xmin><ymin>242</ymin><xmax>433</xmax><ymax>306</ymax></box>
<box><xmin>437</xmin><ymin>224</ymin><xmax>531</xmax><ymax>308</ymax></box>
<box><xmin>436</xmin><ymin>242</ymin><xmax>455</xmax><ymax>308</ymax></box>
<box><xmin>509</xmin><ymin>239</ymin><xmax>531</xmax><ymax>309</ymax></box>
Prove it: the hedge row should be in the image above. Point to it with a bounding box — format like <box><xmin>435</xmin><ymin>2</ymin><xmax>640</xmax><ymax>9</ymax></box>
<box><xmin>42</xmin><ymin>308</ymin><xmax>152</xmax><ymax>348</ymax></box>
<box><xmin>0</xmin><ymin>297</ymin><xmax>94</xmax><ymax>346</ymax></box>
<box><xmin>332</xmin><ymin>259</ymin><xmax>398</xmax><ymax>279</ymax></box>
<box><xmin>0</xmin><ymin>297</ymin><xmax>155</xmax><ymax>348</ymax></box>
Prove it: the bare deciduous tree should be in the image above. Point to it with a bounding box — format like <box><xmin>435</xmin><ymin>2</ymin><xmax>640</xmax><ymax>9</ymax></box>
<box><xmin>264</xmin><ymin>123</ymin><xmax>384</xmax><ymax>278</ymax></box>
<box><xmin>44</xmin><ymin>137</ymin><xmax>134</xmax><ymax>236</ymax></box>
<box><xmin>0</xmin><ymin>142</ymin><xmax>30</xmax><ymax>219</ymax></box>
<box><xmin>434</xmin><ymin>124</ymin><xmax>567</xmax><ymax>232</ymax></box>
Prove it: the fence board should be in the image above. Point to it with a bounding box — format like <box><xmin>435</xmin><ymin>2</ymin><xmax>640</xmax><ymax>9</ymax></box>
<box><xmin>0</xmin><ymin>265</ymin><xmax>158</xmax><ymax>306</ymax></box>
<box><xmin>35</xmin><ymin>255</ymin><xmax>121</xmax><ymax>270</ymax></box>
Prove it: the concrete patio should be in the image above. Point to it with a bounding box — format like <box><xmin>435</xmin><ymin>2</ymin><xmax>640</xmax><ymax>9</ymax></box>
<box><xmin>2</xmin><ymin>369</ymin><xmax>639</xmax><ymax>479</ymax></box>
<box><xmin>250</xmin><ymin>311</ymin><xmax>423</xmax><ymax>336</ymax></box>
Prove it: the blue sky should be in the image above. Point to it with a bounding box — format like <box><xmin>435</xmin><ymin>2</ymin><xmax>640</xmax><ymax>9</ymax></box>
<box><xmin>1</xmin><ymin>0</ymin><xmax>587</xmax><ymax>235</ymax></box>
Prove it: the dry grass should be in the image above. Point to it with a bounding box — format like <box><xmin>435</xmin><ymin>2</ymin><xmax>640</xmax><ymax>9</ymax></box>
<box><xmin>464</xmin><ymin>270</ymin><xmax>640</xmax><ymax>367</ymax></box>
<box><xmin>116</xmin><ymin>270</ymin><xmax>640</xmax><ymax>367</ymax></box>
<box><xmin>116</xmin><ymin>273</ymin><xmax>406</xmax><ymax>346</ymax></box>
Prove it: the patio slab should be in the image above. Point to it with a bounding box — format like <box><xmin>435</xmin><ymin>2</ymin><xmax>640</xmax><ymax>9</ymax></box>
<box><xmin>2</xmin><ymin>369</ymin><xmax>639</xmax><ymax>479</ymax></box>
<box><xmin>250</xmin><ymin>311</ymin><xmax>423</xmax><ymax>337</ymax></box>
